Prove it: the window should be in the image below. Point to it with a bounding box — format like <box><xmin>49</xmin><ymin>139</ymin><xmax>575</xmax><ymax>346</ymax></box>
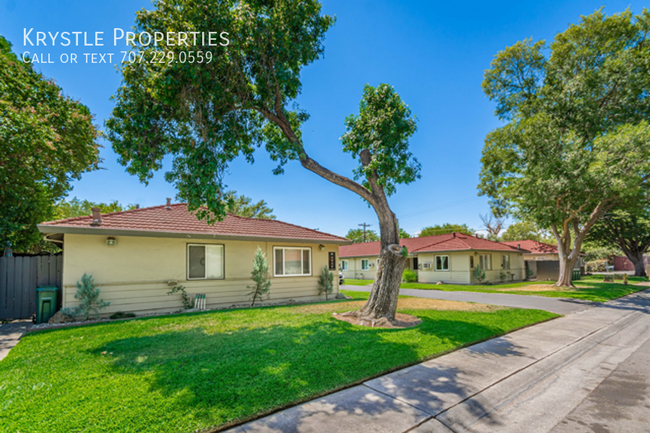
<box><xmin>470</xmin><ymin>256</ymin><xmax>474</xmax><ymax>269</ymax></box>
<box><xmin>361</xmin><ymin>259</ymin><xmax>369</xmax><ymax>270</ymax></box>
<box><xmin>502</xmin><ymin>254</ymin><xmax>511</xmax><ymax>270</ymax></box>
<box><xmin>187</xmin><ymin>244</ymin><xmax>224</xmax><ymax>280</ymax></box>
<box><xmin>435</xmin><ymin>255</ymin><xmax>449</xmax><ymax>271</ymax></box>
<box><xmin>341</xmin><ymin>260</ymin><xmax>349</xmax><ymax>271</ymax></box>
<box><xmin>479</xmin><ymin>254</ymin><xmax>492</xmax><ymax>270</ymax></box>
<box><xmin>274</xmin><ymin>247</ymin><xmax>311</xmax><ymax>277</ymax></box>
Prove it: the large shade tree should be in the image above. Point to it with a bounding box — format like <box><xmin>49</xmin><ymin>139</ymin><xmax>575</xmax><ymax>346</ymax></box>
<box><xmin>106</xmin><ymin>0</ymin><xmax>420</xmax><ymax>324</ymax></box>
<box><xmin>479</xmin><ymin>9</ymin><xmax>650</xmax><ymax>286</ymax></box>
<box><xmin>419</xmin><ymin>223</ymin><xmax>475</xmax><ymax>237</ymax></box>
<box><xmin>0</xmin><ymin>36</ymin><xmax>100</xmax><ymax>253</ymax></box>
<box><xmin>586</xmin><ymin>207</ymin><xmax>650</xmax><ymax>276</ymax></box>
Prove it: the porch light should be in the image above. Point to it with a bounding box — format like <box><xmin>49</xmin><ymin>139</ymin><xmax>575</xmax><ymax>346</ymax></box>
<box><xmin>106</xmin><ymin>236</ymin><xmax>117</xmax><ymax>246</ymax></box>
<box><xmin>319</xmin><ymin>244</ymin><xmax>326</xmax><ymax>251</ymax></box>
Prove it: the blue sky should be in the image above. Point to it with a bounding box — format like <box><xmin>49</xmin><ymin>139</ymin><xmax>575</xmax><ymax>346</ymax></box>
<box><xmin>1</xmin><ymin>1</ymin><xmax>645</xmax><ymax>237</ymax></box>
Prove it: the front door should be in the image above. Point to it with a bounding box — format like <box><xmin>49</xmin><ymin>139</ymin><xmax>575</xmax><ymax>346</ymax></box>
<box><xmin>412</xmin><ymin>257</ymin><xmax>419</xmax><ymax>270</ymax></box>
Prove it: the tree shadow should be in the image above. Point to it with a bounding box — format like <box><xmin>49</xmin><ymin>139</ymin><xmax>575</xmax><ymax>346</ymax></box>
<box><xmin>90</xmin><ymin>312</ymin><xmax>528</xmax><ymax>432</ymax></box>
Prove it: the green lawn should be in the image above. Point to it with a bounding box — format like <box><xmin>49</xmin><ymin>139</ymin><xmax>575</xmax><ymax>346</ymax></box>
<box><xmin>346</xmin><ymin>275</ymin><xmax>649</xmax><ymax>303</ymax></box>
<box><xmin>0</xmin><ymin>292</ymin><xmax>556</xmax><ymax>433</ymax></box>
<box><xmin>342</xmin><ymin>278</ymin><xmax>374</xmax><ymax>286</ymax></box>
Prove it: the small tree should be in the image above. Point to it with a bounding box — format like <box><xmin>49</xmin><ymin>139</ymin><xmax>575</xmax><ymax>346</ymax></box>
<box><xmin>317</xmin><ymin>266</ymin><xmax>334</xmax><ymax>300</ymax></box>
<box><xmin>473</xmin><ymin>265</ymin><xmax>486</xmax><ymax>284</ymax></box>
<box><xmin>247</xmin><ymin>247</ymin><xmax>271</xmax><ymax>306</ymax></box>
<box><xmin>62</xmin><ymin>273</ymin><xmax>110</xmax><ymax>321</ymax></box>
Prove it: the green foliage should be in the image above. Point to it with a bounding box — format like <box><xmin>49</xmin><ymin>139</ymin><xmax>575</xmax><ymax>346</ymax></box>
<box><xmin>501</xmin><ymin>221</ymin><xmax>551</xmax><ymax>243</ymax></box>
<box><xmin>54</xmin><ymin>197</ymin><xmax>137</xmax><ymax>220</ymax></box>
<box><xmin>473</xmin><ymin>265</ymin><xmax>486</xmax><ymax>284</ymax></box>
<box><xmin>105</xmin><ymin>0</ymin><xmax>336</xmax><ymax>223</ymax></box>
<box><xmin>401</xmin><ymin>246</ymin><xmax>409</xmax><ymax>258</ymax></box>
<box><xmin>247</xmin><ymin>247</ymin><xmax>271</xmax><ymax>306</ymax></box>
<box><xmin>498</xmin><ymin>270</ymin><xmax>512</xmax><ymax>283</ymax></box>
<box><xmin>0</xmin><ymin>36</ymin><xmax>101</xmax><ymax>252</ymax></box>
<box><xmin>480</xmin><ymin>9</ymin><xmax>650</xmax><ymax>260</ymax></box>
<box><xmin>341</xmin><ymin>84</ymin><xmax>421</xmax><ymax>196</ymax></box>
<box><xmin>167</xmin><ymin>285</ymin><xmax>194</xmax><ymax>309</ymax></box>
<box><xmin>399</xmin><ymin>228</ymin><xmax>411</xmax><ymax>239</ymax></box>
<box><xmin>525</xmin><ymin>266</ymin><xmax>535</xmax><ymax>281</ymax></box>
<box><xmin>345</xmin><ymin>228</ymin><xmax>380</xmax><ymax>243</ymax></box>
<box><xmin>402</xmin><ymin>268</ymin><xmax>418</xmax><ymax>283</ymax></box>
<box><xmin>222</xmin><ymin>190</ymin><xmax>276</xmax><ymax>219</ymax></box>
<box><xmin>63</xmin><ymin>274</ymin><xmax>110</xmax><ymax>321</ymax></box>
<box><xmin>317</xmin><ymin>266</ymin><xmax>334</xmax><ymax>300</ymax></box>
<box><xmin>419</xmin><ymin>223</ymin><xmax>475</xmax><ymax>237</ymax></box>
<box><xmin>109</xmin><ymin>312</ymin><xmax>136</xmax><ymax>320</ymax></box>
<box><xmin>582</xmin><ymin>244</ymin><xmax>618</xmax><ymax>262</ymax></box>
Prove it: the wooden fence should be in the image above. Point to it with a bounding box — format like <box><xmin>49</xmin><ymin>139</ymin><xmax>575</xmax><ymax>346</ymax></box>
<box><xmin>0</xmin><ymin>254</ymin><xmax>62</xmax><ymax>320</ymax></box>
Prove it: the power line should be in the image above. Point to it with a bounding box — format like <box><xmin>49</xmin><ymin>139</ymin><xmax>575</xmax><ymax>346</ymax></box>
<box><xmin>358</xmin><ymin>222</ymin><xmax>372</xmax><ymax>243</ymax></box>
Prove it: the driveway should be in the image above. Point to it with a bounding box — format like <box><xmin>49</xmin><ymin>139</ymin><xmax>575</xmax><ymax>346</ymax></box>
<box><xmin>341</xmin><ymin>284</ymin><xmax>596</xmax><ymax>315</ymax></box>
<box><xmin>227</xmin><ymin>289</ymin><xmax>650</xmax><ymax>433</ymax></box>
<box><xmin>0</xmin><ymin>320</ymin><xmax>32</xmax><ymax>361</ymax></box>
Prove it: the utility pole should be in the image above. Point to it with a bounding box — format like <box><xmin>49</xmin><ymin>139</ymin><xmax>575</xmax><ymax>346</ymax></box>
<box><xmin>358</xmin><ymin>222</ymin><xmax>371</xmax><ymax>243</ymax></box>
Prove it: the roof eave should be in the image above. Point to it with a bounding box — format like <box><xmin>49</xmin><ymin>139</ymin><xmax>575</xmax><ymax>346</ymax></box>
<box><xmin>37</xmin><ymin>225</ymin><xmax>352</xmax><ymax>245</ymax></box>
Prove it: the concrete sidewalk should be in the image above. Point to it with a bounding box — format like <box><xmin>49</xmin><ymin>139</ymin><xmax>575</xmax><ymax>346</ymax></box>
<box><xmin>226</xmin><ymin>289</ymin><xmax>650</xmax><ymax>433</ymax></box>
<box><xmin>0</xmin><ymin>320</ymin><xmax>32</xmax><ymax>361</ymax></box>
<box><xmin>341</xmin><ymin>284</ymin><xmax>596</xmax><ymax>315</ymax></box>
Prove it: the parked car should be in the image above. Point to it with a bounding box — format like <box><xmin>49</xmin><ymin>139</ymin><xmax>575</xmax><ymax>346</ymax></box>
<box><xmin>339</xmin><ymin>272</ymin><xmax>345</xmax><ymax>285</ymax></box>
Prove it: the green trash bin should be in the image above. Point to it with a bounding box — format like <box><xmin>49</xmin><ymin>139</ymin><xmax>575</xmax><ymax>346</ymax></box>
<box><xmin>36</xmin><ymin>286</ymin><xmax>58</xmax><ymax>324</ymax></box>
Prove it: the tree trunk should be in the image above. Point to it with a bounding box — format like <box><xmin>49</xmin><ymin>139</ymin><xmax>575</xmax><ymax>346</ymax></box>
<box><xmin>555</xmin><ymin>255</ymin><xmax>579</xmax><ymax>287</ymax></box>
<box><xmin>358</xmin><ymin>214</ymin><xmax>405</xmax><ymax>322</ymax></box>
<box><xmin>628</xmin><ymin>253</ymin><xmax>648</xmax><ymax>277</ymax></box>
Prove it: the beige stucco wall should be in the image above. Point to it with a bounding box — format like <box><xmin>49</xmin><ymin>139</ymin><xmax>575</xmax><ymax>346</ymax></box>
<box><xmin>340</xmin><ymin>256</ymin><xmax>379</xmax><ymax>280</ymax></box>
<box><xmin>61</xmin><ymin>234</ymin><xmax>340</xmax><ymax>315</ymax></box>
<box><xmin>416</xmin><ymin>252</ymin><xmax>472</xmax><ymax>284</ymax></box>
<box><xmin>468</xmin><ymin>251</ymin><xmax>526</xmax><ymax>284</ymax></box>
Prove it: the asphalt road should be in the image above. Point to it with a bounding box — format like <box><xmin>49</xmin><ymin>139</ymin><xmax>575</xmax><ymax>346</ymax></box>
<box><xmin>340</xmin><ymin>284</ymin><xmax>597</xmax><ymax>315</ymax></box>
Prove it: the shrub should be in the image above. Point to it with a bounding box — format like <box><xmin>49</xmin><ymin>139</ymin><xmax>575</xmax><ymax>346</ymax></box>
<box><xmin>498</xmin><ymin>270</ymin><xmax>509</xmax><ymax>283</ymax></box>
<box><xmin>603</xmin><ymin>274</ymin><xmax>614</xmax><ymax>282</ymax></box>
<box><xmin>402</xmin><ymin>268</ymin><xmax>418</xmax><ymax>283</ymax></box>
<box><xmin>317</xmin><ymin>266</ymin><xmax>334</xmax><ymax>300</ymax></box>
<box><xmin>247</xmin><ymin>247</ymin><xmax>271</xmax><ymax>306</ymax></box>
<box><xmin>473</xmin><ymin>265</ymin><xmax>486</xmax><ymax>284</ymax></box>
<box><xmin>525</xmin><ymin>266</ymin><xmax>535</xmax><ymax>281</ymax></box>
<box><xmin>63</xmin><ymin>273</ymin><xmax>110</xmax><ymax>321</ymax></box>
<box><xmin>167</xmin><ymin>285</ymin><xmax>194</xmax><ymax>309</ymax></box>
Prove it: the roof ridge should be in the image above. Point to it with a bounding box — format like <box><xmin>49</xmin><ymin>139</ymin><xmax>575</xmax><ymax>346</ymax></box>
<box><xmin>409</xmin><ymin>233</ymin><xmax>456</xmax><ymax>252</ymax></box>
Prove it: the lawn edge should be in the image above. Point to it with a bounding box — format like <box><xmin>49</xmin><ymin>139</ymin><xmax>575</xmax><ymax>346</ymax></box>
<box><xmin>206</xmin><ymin>310</ymin><xmax>561</xmax><ymax>433</ymax></box>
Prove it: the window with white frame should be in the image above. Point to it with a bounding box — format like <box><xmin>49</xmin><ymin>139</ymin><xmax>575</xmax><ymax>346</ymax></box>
<box><xmin>502</xmin><ymin>254</ymin><xmax>511</xmax><ymax>270</ymax></box>
<box><xmin>479</xmin><ymin>254</ymin><xmax>492</xmax><ymax>270</ymax></box>
<box><xmin>273</xmin><ymin>247</ymin><xmax>311</xmax><ymax>277</ymax></box>
<box><xmin>187</xmin><ymin>244</ymin><xmax>224</xmax><ymax>279</ymax></box>
<box><xmin>361</xmin><ymin>259</ymin><xmax>369</xmax><ymax>270</ymax></box>
<box><xmin>435</xmin><ymin>255</ymin><xmax>449</xmax><ymax>271</ymax></box>
<box><xmin>341</xmin><ymin>260</ymin><xmax>349</xmax><ymax>271</ymax></box>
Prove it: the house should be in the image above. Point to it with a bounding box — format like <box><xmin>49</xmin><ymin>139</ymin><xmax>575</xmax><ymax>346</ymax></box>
<box><xmin>501</xmin><ymin>240</ymin><xmax>584</xmax><ymax>280</ymax></box>
<box><xmin>38</xmin><ymin>202</ymin><xmax>350</xmax><ymax>316</ymax></box>
<box><xmin>339</xmin><ymin>233</ymin><xmax>529</xmax><ymax>285</ymax></box>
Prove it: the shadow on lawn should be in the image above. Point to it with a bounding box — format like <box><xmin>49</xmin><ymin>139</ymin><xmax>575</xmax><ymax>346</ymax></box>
<box><xmin>90</xmin><ymin>313</ymin><xmax>518</xmax><ymax>431</ymax></box>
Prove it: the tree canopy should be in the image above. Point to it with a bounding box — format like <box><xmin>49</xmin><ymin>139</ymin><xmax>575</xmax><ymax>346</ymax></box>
<box><xmin>501</xmin><ymin>221</ymin><xmax>552</xmax><ymax>243</ymax></box>
<box><xmin>0</xmin><ymin>36</ymin><xmax>101</xmax><ymax>252</ymax></box>
<box><xmin>479</xmin><ymin>9</ymin><xmax>650</xmax><ymax>285</ymax></box>
<box><xmin>54</xmin><ymin>197</ymin><xmax>137</xmax><ymax>220</ymax></box>
<box><xmin>586</xmin><ymin>207</ymin><xmax>650</xmax><ymax>276</ymax></box>
<box><xmin>223</xmin><ymin>191</ymin><xmax>275</xmax><ymax>219</ymax></box>
<box><xmin>419</xmin><ymin>223</ymin><xmax>475</xmax><ymax>237</ymax></box>
<box><xmin>106</xmin><ymin>0</ymin><xmax>421</xmax><ymax>323</ymax></box>
<box><xmin>399</xmin><ymin>228</ymin><xmax>411</xmax><ymax>239</ymax></box>
<box><xmin>345</xmin><ymin>228</ymin><xmax>380</xmax><ymax>244</ymax></box>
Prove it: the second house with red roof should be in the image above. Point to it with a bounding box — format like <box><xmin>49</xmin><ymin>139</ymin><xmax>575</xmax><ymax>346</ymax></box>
<box><xmin>339</xmin><ymin>233</ymin><xmax>530</xmax><ymax>285</ymax></box>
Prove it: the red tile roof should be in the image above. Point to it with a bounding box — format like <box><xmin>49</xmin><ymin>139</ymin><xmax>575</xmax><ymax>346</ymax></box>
<box><xmin>39</xmin><ymin>203</ymin><xmax>349</xmax><ymax>243</ymax></box>
<box><xmin>501</xmin><ymin>240</ymin><xmax>558</xmax><ymax>255</ymax></box>
<box><xmin>339</xmin><ymin>233</ymin><xmax>528</xmax><ymax>257</ymax></box>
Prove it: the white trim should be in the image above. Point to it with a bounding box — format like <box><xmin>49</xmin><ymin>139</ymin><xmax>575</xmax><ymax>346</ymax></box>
<box><xmin>186</xmin><ymin>243</ymin><xmax>225</xmax><ymax>280</ymax></box>
<box><xmin>435</xmin><ymin>255</ymin><xmax>450</xmax><ymax>272</ymax></box>
<box><xmin>273</xmin><ymin>246</ymin><xmax>312</xmax><ymax>277</ymax></box>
